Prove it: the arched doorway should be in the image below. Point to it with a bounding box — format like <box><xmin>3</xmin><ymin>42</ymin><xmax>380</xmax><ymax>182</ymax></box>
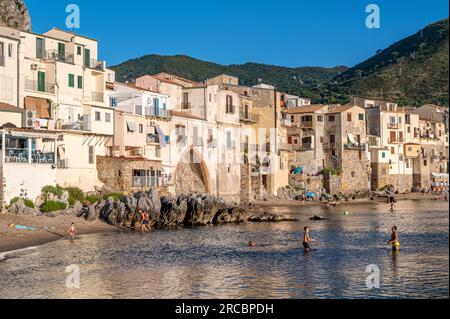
<box><xmin>175</xmin><ymin>147</ymin><xmax>211</xmax><ymax>195</ymax></box>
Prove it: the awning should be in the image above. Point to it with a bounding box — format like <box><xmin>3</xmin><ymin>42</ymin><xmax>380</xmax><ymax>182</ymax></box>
<box><xmin>127</xmin><ymin>121</ymin><xmax>137</xmax><ymax>132</ymax></box>
<box><xmin>7</xmin><ymin>130</ymin><xmax>58</xmax><ymax>139</ymax></box>
<box><xmin>155</xmin><ymin>126</ymin><xmax>167</xmax><ymax>147</ymax></box>
<box><xmin>348</xmin><ymin>133</ymin><xmax>358</xmax><ymax>145</ymax></box>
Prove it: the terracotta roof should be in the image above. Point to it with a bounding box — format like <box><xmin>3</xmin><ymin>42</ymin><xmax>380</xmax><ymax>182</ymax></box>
<box><xmin>0</xmin><ymin>103</ymin><xmax>25</xmax><ymax>113</ymax></box>
<box><xmin>284</xmin><ymin>104</ymin><xmax>327</xmax><ymax>114</ymax></box>
<box><xmin>152</xmin><ymin>76</ymin><xmax>184</xmax><ymax>86</ymax></box>
<box><xmin>170</xmin><ymin>110</ymin><xmax>204</xmax><ymax>120</ymax></box>
<box><xmin>126</xmin><ymin>83</ymin><xmax>164</xmax><ymax>95</ymax></box>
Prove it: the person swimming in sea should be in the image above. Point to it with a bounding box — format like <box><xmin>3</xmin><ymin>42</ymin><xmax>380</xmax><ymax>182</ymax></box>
<box><xmin>248</xmin><ymin>241</ymin><xmax>257</xmax><ymax>247</ymax></box>
<box><xmin>303</xmin><ymin>226</ymin><xmax>315</xmax><ymax>252</ymax></box>
<box><xmin>388</xmin><ymin>226</ymin><xmax>400</xmax><ymax>252</ymax></box>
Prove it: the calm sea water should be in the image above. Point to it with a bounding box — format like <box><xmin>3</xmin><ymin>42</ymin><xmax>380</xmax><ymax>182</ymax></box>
<box><xmin>0</xmin><ymin>200</ymin><xmax>448</xmax><ymax>299</ymax></box>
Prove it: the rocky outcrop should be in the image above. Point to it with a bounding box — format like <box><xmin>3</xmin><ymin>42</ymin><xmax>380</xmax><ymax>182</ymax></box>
<box><xmin>76</xmin><ymin>191</ymin><xmax>247</xmax><ymax>229</ymax></box>
<box><xmin>7</xmin><ymin>198</ymin><xmax>40</xmax><ymax>216</ymax></box>
<box><xmin>248</xmin><ymin>212</ymin><xmax>298</xmax><ymax>223</ymax></box>
<box><xmin>0</xmin><ymin>0</ymin><xmax>31</xmax><ymax>31</ymax></box>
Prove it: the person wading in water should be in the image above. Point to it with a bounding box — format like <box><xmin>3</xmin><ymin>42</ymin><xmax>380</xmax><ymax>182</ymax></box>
<box><xmin>140</xmin><ymin>210</ymin><xmax>150</xmax><ymax>233</ymax></box>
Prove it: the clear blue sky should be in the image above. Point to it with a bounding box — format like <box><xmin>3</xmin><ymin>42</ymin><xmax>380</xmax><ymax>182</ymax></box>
<box><xmin>26</xmin><ymin>0</ymin><xmax>448</xmax><ymax>68</ymax></box>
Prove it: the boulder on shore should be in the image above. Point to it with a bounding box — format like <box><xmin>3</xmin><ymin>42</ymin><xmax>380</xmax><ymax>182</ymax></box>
<box><xmin>248</xmin><ymin>212</ymin><xmax>298</xmax><ymax>223</ymax></box>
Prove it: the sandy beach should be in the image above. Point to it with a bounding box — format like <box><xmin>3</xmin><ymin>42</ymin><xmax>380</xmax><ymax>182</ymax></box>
<box><xmin>0</xmin><ymin>214</ymin><xmax>117</xmax><ymax>254</ymax></box>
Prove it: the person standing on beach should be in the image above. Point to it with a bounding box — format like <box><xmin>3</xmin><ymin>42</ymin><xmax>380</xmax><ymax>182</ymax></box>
<box><xmin>68</xmin><ymin>223</ymin><xmax>76</xmax><ymax>240</ymax></box>
<box><xmin>140</xmin><ymin>210</ymin><xmax>150</xmax><ymax>233</ymax></box>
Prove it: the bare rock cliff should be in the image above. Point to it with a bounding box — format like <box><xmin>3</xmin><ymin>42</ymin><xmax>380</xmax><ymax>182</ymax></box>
<box><xmin>0</xmin><ymin>0</ymin><xmax>31</xmax><ymax>31</ymax></box>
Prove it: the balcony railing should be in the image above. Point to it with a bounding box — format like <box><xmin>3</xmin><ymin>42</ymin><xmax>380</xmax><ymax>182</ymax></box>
<box><xmin>85</xmin><ymin>58</ymin><xmax>105</xmax><ymax>71</ymax></box>
<box><xmin>192</xmin><ymin>137</ymin><xmax>204</xmax><ymax>146</ymax></box>
<box><xmin>281</xmin><ymin>119</ymin><xmax>292</xmax><ymax>127</ymax></box>
<box><xmin>0</xmin><ymin>55</ymin><xmax>5</xmax><ymax>67</ymax></box>
<box><xmin>92</xmin><ymin>91</ymin><xmax>104</xmax><ymax>103</ymax></box>
<box><xmin>132</xmin><ymin>176</ymin><xmax>162</xmax><ymax>188</ymax></box>
<box><xmin>145</xmin><ymin>107</ymin><xmax>170</xmax><ymax>119</ymax></box>
<box><xmin>44</xmin><ymin>50</ymin><xmax>74</xmax><ymax>64</ymax></box>
<box><xmin>147</xmin><ymin>135</ymin><xmax>160</xmax><ymax>144</ymax></box>
<box><xmin>239</xmin><ymin>108</ymin><xmax>260</xmax><ymax>123</ymax></box>
<box><xmin>387</xmin><ymin>122</ymin><xmax>400</xmax><ymax>129</ymax></box>
<box><xmin>294</xmin><ymin>144</ymin><xmax>313</xmax><ymax>151</ymax></box>
<box><xmin>300</xmin><ymin>121</ymin><xmax>314</xmax><ymax>128</ymax></box>
<box><xmin>57</xmin><ymin>158</ymin><xmax>70</xmax><ymax>168</ymax></box>
<box><xmin>25</xmin><ymin>79</ymin><xmax>56</xmax><ymax>94</ymax></box>
<box><xmin>344</xmin><ymin>143</ymin><xmax>366</xmax><ymax>150</ymax></box>
<box><xmin>278</xmin><ymin>143</ymin><xmax>293</xmax><ymax>151</ymax></box>
<box><xmin>60</xmin><ymin>121</ymin><xmax>91</xmax><ymax>132</ymax></box>
<box><xmin>3</xmin><ymin>149</ymin><xmax>54</xmax><ymax>164</ymax></box>
<box><xmin>388</xmin><ymin>138</ymin><xmax>404</xmax><ymax>144</ymax></box>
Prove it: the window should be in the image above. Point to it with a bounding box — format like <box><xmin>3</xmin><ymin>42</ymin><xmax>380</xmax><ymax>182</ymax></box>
<box><xmin>320</xmin><ymin>136</ymin><xmax>324</xmax><ymax>144</ymax></box>
<box><xmin>347</xmin><ymin>113</ymin><xmax>352</xmax><ymax>122</ymax></box>
<box><xmin>88</xmin><ymin>146</ymin><xmax>95</xmax><ymax>164</ymax></box>
<box><xmin>95</xmin><ymin>111</ymin><xmax>101</xmax><ymax>121</ymax></box>
<box><xmin>301</xmin><ymin>115</ymin><xmax>313</xmax><ymax>122</ymax></box>
<box><xmin>36</xmin><ymin>38</ymin><xmax>44</xmax><ymax>59</ymax></box>
<box><xmin>329</xmin><ymin>134</ymin><xmax>336</xmax><ymax>144</ymax></box>
<box><xmin>209</xmin><ymin>93</ymin><xmax>212</xmax><ymax>102</ymax></box>
<box><xmin>139</xmin><ymin>124</ymin><xmax>144</xmax><ymax>134</ymax></box>
<box><xmin>8</xmin><ymin>43</ymin><xmax>13</xmax><ymax>58</ymax></box>
<box><xmin>317</xmin><ymin>115</ymin><xmax>323</xmax><ymax>122</ymax></box>
<box><xmin>227</xmin><ymin>131</ymin><xmax>232</xmax><ymax>149</ymax></box>
<box><xmin>406</xmin><ymin>159</ymin><xmax>410</xmax><ymax>169</ymax></box>
<box><xmin>226</xmin><ymin>95</ymin><xmax>234</xmax><ymax>113</ymax></box>
<box><xmin>390</xmin><ymin>131</ymin><xmax>396</xmax><ymax>143</ymax></box>
<box><xmin>110</xmin><ymin>97</ymin><xmax>117</xmax><ymax>107</ymax></box>
<box><xmin>328</xmin><ymin>115</ymin><xmax>335</xmax><ymax>122</ymax></box>
<box><xmin>407</xmin><ymin>126</ymin><xmax>411</xmax><ymax>133</ymax></box>
<box><xmin>77</xmin><ymin>46</ymin><xmax>82</xmax><ymax>55</ymax></box>
<box><xmin>68</xmin><ymin>74</ymin><xmax>75</xmax><ymax>88</ymax></box>
<box><xmin>391</xmin><ymin>147</ymin><xmax>395</xmax><ymax>155</ymax></box>
<box><xmin>359</xmin><ymin>113</ymin><xmax>364</xmax><ymax>121</ymax></box>
<box><xmin>105</xmin><ymin>113</ymin><xmax>111</xmax><ymax>123</ymax></box>
<box><xmin>77</xmin><ymin>75</ymin><xmax>83</xmax><ymax>89</ymax></box>
<box><xmin>405</xmin><ymin>114</ymin><xmax>411</xmax><ymax>124</ymax></box>
<box><xmin>382</xmin><ymin>152</ymin><xmax>386</xmax><ymax>159</ymax></box>
<box><xmin>424</xmin><ymin>160</ymin><xmax>427</xmax><ymax>166</ymax></box>
<box><xmin>0</xmin><ymin>42</ymin><xmax>4</xmax><ymax>66</ymax></box>
<box><xmin>182</xmin><ymin>93</ymin><xmax>189</xmax><ymax>109</ymax></box>
<box><xmin>37</xmin><ymin>71</ymin><xmax>46</xmax><ymax>92</ymax></box>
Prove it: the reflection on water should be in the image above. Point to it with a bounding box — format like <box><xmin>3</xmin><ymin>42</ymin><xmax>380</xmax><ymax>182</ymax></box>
<box><xmin>0</xmin><ymin>200</ymin><xmax>448</xmax><ymax>299</ymax></box>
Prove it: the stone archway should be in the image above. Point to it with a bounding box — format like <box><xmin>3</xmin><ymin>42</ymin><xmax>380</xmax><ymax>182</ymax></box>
<box><xmin>175</xmin><ymin>147</ymin><xmax>211</xmax><ymax>195</ymax></box>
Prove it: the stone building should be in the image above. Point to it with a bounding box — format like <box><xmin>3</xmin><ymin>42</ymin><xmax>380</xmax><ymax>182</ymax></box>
<box><xmin>323</xmin><ymin>105</ymin><xmax>371</xmax><ymax>195</ymax></box>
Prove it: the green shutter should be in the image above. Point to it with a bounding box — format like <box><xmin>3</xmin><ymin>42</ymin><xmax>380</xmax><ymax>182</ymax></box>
<box><xmin>38</xmin><ymin>71</ymin><xmax>46</xmax><ymax>92</ymax></box>
<box><xmin>84</xmin><ymin>48</ymin><xmax>90</xmax><ymax>67</ymax></box>
<box><xmin>58</xmin><ymin>42</ymin><xmax>65</xmax><ymax>59</ymax></box>
<box><xmin>77</xmin><ymin>75</ymin><xmax>83</xmax><ymax>89</ymax></box>
<box><xmin>69</xmin><ymin>74</ymin><xmax>75</xmax><ymax>88</ymax></box>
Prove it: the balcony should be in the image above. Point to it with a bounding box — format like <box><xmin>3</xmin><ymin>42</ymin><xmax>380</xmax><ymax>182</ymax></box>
<box><xmin>57</xmin><ymin>158</ymin><xmax>70</xmax><ymax>168</ymax></box>
<box><xmin>145</xmin><ymin>107</ymin><xmax>170</xmax><ymax>119</ymax></box>
<box><xmin>278</xmin><ymin>143</ymin><xmax>293</xmax><ymax>151</ymax></box>
<box><xmin>85</xmin><ymin>58</ymin><xmax>105</xmax><ymax>71</ymax></box>
<box><xmin>132</xmin><ymin>176</ymin><xmax>162</xmax><ymax>188</ymax></box>
<box><xmin>344</xmin><ymin>143</ymin><xmax>366</xmax><ymax>150</ymax></box>
<box><xmin>147</xmin><ymin>134</ymin><xmax>160</xmax><ymax>144</ymax></box>
<box><xmin>192</xmin><ymin>137</ymin><xmax>204</xmax><ymax>147</ymax></box>
<box><xmin>92</xmin><ymin>91</ymin><xmax>104</xmax><ymax>103</ymax></box>
<box><xmin>388</xmin><ymin>138</ymin><xmax>404</xmax><ymax>144</ymax></box>
<box><xmin>300</xmin><ymin>121</ymin><xmax>314</xmax><ymax>129</ymax></box>
<box><xmin>0</xmin><ymin>55</ymin><xmax>4</xmax><ymax>66</ymax></box>
<box><xmin>25</xmin><ymin>79</ymin><xmax>56</xmax><ymax>94</ymax></box>
<box><xmin>239</xmin><ymin>108</ymin><xmax>260</xmax><ymax>123</ymax></box>
<box><xmin>59</xmin><ymin>121</ymin><xmax>91</xmax><ymax>132</ymax></box>
<box><xmin>293</xmin><ymin>144</ymin><xmax>313</xmax><ymax>151</ymax></box>
<box><xmin>387</xmin><ymin>122</ymin><xmax>400</xmax><ymax>129</ymax></box>
<box><xmin>44</xmin><ymin>50</ymin><xmax>74</xmax><ymax>64</ymax></box>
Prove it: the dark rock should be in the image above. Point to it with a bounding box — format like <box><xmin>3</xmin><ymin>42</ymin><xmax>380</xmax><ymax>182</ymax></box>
<box><xmin>310</xmin><ymin>216</ymin><xmax>327</xmax><ymax>221</ymax></box>
<box><xmin>248</xmin><ymin>212</ymin><xmax>298</xmax><ymax>223</ymax></box>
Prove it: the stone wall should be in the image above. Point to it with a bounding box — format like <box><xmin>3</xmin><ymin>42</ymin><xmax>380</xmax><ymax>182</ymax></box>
<box><xmin>97</xmin><ymin>156</ymin><xmax>163</xmax><ymax>194</ymax></box>
<box><xmin>175</xmin><ymin>162</ymin><xmax>206</xmax><ymax>195</ymax></box>
<box><xmin>0</xmin><ymin>168</ymin><xmax>4</xmax><ymax>213</ymax></box>
<box><xmin>341</xmin><ymin>150</ymin><xmax>370</xmax><ymax>194</ymax></box>
<box><xmin>289</xmin><ymin>174</ymin><xmax>324</xmax><ymax>195</ymax></box>
<box><xmin>372</xmin><ymin>162</ymin><xmax>413</xmax><ymax>192</ymax></box>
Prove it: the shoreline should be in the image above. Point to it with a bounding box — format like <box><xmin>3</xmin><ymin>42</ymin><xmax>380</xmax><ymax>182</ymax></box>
<box><xmin>0</xmin><ymin>194</ymin><xmax>447</xmax><ymax>255</ymax></box>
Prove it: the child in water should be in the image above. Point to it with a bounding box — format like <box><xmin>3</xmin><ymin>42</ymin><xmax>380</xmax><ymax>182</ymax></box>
<box><xmin>303</xmin><ymin>226</ymin><xmax>315</xmax><ymax>252</ymax></box>
<box><xmin>68</xmin><ymin>223</ymin><xmax>76</xmax><ymax>240</ymax></box>
<box><xmin>388</xmin><ymin>226</ymin><xmax>400</xmax><ymax>252</ymax></box>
